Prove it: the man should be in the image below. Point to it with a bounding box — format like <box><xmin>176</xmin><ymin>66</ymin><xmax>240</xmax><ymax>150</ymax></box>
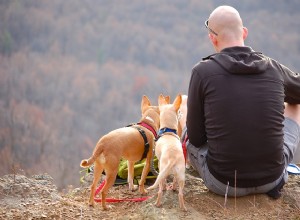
<box><xmin>186</xmin><ymin>5</ymin><xmax>300</xmax><ymax>198</ymax></box>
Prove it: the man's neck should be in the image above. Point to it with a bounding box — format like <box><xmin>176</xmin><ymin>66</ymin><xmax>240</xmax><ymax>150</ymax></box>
<box><xmin>216</xmin><ymin>41</ymin><xmax>245</xmax><ymax>52</ymax></box>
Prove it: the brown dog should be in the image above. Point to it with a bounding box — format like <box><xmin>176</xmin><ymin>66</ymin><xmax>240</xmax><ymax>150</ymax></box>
<box><xmin>80</xmin><ymin>95</ymin><xmax>160</xmax><ymax>210</ymax></box>
<box><xmin>147</xmin><ymin>94</ymin><xmax>187</xmax><ymax>211</ymax></box>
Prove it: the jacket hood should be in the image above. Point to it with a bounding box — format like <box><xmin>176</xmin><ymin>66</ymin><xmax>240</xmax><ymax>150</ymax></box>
<box><xmin>203</xmin><ymin>47</ymin><xmax>269</xmax><ymax>75</ymax></box>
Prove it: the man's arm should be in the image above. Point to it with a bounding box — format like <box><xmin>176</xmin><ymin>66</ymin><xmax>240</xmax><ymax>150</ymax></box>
<box><xmin>280</xmin><ymin>64</ymin><xmax>300</xmax><ymax>104</ymax></box>
<box><xmin>186</xmin><ymin>68</ymin><xmax>207</xmax><ymax>147</ymax></box>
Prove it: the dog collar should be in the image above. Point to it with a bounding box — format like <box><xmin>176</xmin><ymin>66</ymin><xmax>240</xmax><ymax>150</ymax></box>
<box><xmin>158</xmin><ymin>127</ymin><xmax>177</xmax><ymax>136</ymax></box>
<box><xmin>138</xmin><ymin>122</ymin><xmax>158</xmax><ymax>139</ymax></box>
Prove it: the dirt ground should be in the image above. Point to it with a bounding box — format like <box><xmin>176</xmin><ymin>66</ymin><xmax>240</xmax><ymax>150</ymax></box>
<box><xmin>0</xmin><ymin>168</ymin><xmax>300</xmax><ymax>220</ymax></box>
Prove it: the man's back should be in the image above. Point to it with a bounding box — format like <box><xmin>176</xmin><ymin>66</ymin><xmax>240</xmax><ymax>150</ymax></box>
<box><xmin>186</xmin><ymin>4</ymin><xmax>300</xmax><ymax>199</ymax></box>
<box><xmin>187</xmin><ymin>46</ymin><xmax>285</xmax><ymax>187</ymax></box>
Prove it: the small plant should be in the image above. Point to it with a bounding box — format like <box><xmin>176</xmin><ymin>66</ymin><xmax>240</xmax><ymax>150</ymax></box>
<box><xmin>11</xmin><ymin>164</ymin><xmax>19</xmax><ymax>183</ymax></box>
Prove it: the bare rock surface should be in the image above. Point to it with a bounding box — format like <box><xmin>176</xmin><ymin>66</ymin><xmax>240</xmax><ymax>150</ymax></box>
<box><xmin>0</xmin><ymin>169</ymin><xmax>299</xmax><ymax>219</ymax></box>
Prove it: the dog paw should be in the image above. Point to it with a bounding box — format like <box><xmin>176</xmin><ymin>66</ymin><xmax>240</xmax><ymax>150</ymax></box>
<box><xmin>140</xmin><ymin>189</ymin><xmax>148</xmax><ymax>195</ymax></box>
<box><xmin>129</xmin><ymin>184</ymin><xmax>139</xmax><ymax>191</ymax></box>
<box><xmin>88</xmin><ymin>203</ymin><xmax>95</xmax><ymax>208</ymax></box>
<box><xmin>181</xmin><ymin>205</ymin><xmax>188</xmax><ymax>212</ymax></box>
<box><xmin>154</xmin><ymin>202</ymin><xmax>162</xmax><ymax>208</ymax></box>
<box><xmin>139</xmin><ymin>186</ymin><xmax>148</xmax><ymax>194</ymax></box>
<box><xmin>102</xmin><ymin>204</ymin><xmax>114</xmax><ymax>211</ymax></box>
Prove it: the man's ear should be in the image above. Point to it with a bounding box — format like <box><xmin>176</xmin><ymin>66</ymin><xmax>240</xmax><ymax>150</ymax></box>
<box><xmin>209</xmin><ymin>33</ymin><xmax>218</xmax><ymax>47</ymax></box>
<box><xmin>242</xmin><ymin>27</ymin><xmax>248</xmax><ymax>40</ymax></box>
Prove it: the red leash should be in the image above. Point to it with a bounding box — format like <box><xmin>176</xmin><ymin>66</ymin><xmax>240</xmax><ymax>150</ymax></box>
<box><xmin>94</xmin><ymin>179</ymin><xmax>152</xmax><ymax>203</ymax></box>
<box><xmin>182</xmin><ymin>134</ymin><xmax>188</xmax><ymax>163</ymax></box>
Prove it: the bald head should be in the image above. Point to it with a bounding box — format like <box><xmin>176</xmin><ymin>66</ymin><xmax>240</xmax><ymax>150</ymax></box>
<box><xmin>207</xmin><ymin>6</ymin><xmax>247</xmax><ymax>51</ymax></box>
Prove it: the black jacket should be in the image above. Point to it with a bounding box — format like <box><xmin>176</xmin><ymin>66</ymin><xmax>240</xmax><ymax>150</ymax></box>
<box><xmin>187</xmin><ymin>46</ymin><xmax>300</xmax><ymax>187</ymax></box>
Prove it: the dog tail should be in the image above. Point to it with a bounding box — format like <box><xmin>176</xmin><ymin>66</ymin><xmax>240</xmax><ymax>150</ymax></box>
<box><xmin>80</xmin><ymin>145</ymin><xmax>104</xmax><ymax>168</ymax></box>
<box><xmin>147</xmin><ymin>160</ymin><xmax>174</xmax><ymax>190</ymax></box>
<box><xmin>80</xmin><ymin>158</ymin><xmax>93</xmax><ymax>168</ymax></box>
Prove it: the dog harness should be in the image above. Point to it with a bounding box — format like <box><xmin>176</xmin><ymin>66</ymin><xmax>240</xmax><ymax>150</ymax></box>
<box><xmin>127</xmin><ymin>122</ymin><xmax>157</xmax><ymax>161</ymax></box>
<box><xmin>138</xmin><ymin>122</ymin><xmax>157</xmax><ymax>139</ymax></box>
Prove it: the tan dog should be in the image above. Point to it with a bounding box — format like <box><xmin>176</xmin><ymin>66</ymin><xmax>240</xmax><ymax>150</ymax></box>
<box><xmin>166</xmin><ymin>94</ymin><xmax>189</xmax><ymax>167</ymax></box>
<box><xmin>80</xmin><ymin>95</ymin><xmax>160</xmax><ymax>210</ymax></box>
<box><xmin>147</xmin><ymin>94</ymin><xmax>187</xmax><ymax>211</ymax></box>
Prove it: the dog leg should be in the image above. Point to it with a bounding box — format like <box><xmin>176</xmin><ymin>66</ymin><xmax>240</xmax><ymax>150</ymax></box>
<box><xmin>139</xmin><ymin>158</ymin><xmax>151</xmax><ymax>194</ymax></box>
<box><xmin>127</xmin><ymin>160</ymin><xmax>138</xmax><ymax>191</ymax></box>
<box><xmin>154</xmin><ymin>180</ymin><xmax>164</xmax><ymax>208</ymax></box>
<box><xmin>178</xmin><ymin>180</ymin><xmax>187</xmax><ymax>212</ymax></box>
<box><xmin>89</xmin><ymin>162</ymin><xmax>103</xmax><ymax>207</ymax></box>
<box><xmin>100</xmin><ymin>169</ymin><xmax>118</xmax><ymax>210</ymax></box>
<box><xmin>171</xmin><ymin>176</ymin><xmax>177</xmax><ymax>191</ymax></box>
<box><xmin>162</xmin><ymin>178</ymin><xmax>168</xmax><ymax>191</ymax></box>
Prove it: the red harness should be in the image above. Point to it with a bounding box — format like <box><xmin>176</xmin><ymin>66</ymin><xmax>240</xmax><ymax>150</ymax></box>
<box><xmin>138</xmin><ymin>122</ymin><xmax>158</xmax><ymax>139</ymax></box>
<box><xmin>127</xmin><ymin>122</ymin><xmax>157</xmax><ymax>160</ymax></box>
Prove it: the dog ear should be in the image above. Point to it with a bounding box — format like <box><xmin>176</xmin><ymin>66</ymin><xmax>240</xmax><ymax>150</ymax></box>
<box><xmin>158</xmin><ymin>94</ymin><xmax>167</xmax><ymax>106</ymax></box>
<box><xmin>173</xmin><ymin>94</ymin><xmax>182</xmax><ymax>112</ymax></box>
<box><xmin>165</xmin><ymin>96</ymin><xmax>170</xmax><ymax>104</ymax></box>
<box><xmin>141</xmin><ymin>95</ymin><xmax>151</xmax><ymax>113</ymax></box>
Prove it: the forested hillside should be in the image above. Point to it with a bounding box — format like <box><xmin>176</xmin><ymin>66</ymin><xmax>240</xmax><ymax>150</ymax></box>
<box><xmin>1</xmin><ymin>0</ymin><xmax>300</xmax><ymax>189</ymax></box>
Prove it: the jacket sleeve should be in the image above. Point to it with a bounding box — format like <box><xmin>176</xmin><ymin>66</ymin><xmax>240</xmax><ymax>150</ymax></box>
<box><xmin>280</xmin><ymin>64</ymin><xmax>300</xmax><ymax>104</ymax></box>
<box><xmin>186</xmin><ymin>67</ymin><xmax>207</xmax><ymax>147</ymax></box>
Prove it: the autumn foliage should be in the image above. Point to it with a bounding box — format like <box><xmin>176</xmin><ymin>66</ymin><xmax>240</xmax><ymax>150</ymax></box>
<box><xmin>0</xmin><ymin>1</ymin><xmax>300</xmax><ymax>189</ymax></box>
